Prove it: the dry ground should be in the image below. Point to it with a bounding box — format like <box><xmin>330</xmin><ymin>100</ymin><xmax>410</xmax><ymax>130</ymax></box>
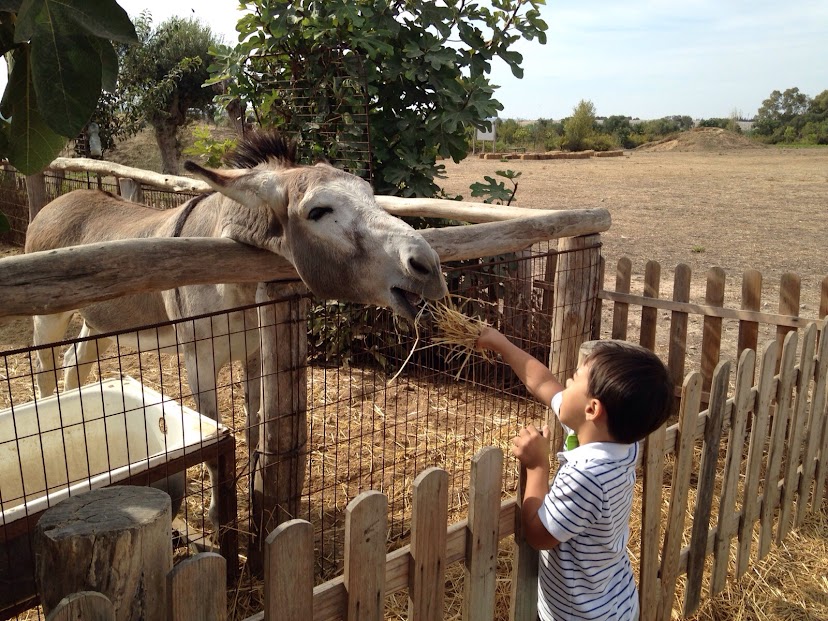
<box><xmin>2</xmin><ymin>138</ymin><xmax>827</xmax><ymax>620</ymax></box>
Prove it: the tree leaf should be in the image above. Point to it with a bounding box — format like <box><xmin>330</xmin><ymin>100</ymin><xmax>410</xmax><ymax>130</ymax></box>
<box><xmin>31</xmin><ymin>25</ymin><xmax>101</xmax><ymax>136</ymax></box>
<box><xmin>6</xmin><ymin>54</ymin><xmax>66</xmax><ymax>173</ymax></box>
<box><xmin>91</xmin><ymin>37</ymin><xmax>118</xmax><ymax>92</ymax></box>
<box><xmin>16</xmin><ymin>0</ymin><xmax>137</xmax><ymax>43</ymax></box>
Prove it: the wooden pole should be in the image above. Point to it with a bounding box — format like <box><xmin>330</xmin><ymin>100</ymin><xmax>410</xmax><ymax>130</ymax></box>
<box><xmin>34</xmin><ymin>486</ymin><xmax>172</xmax><ymax>621</ymax></box>
<box><xmin>549</xmin><ymin>234</ymin><xmax>602</xmax><ymax>382</ymax></box>
<box><xmin>248</xmin><ymin>281</ymin><xmax>310</xmax><ymax>574</ymax></box>
<box><xmin>25</xmin><ymin>172</ymin><xmax>48</xmax><ymax>222</ymax></box>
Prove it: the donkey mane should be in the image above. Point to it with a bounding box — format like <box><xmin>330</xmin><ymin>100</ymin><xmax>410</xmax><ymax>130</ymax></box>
<box><xmin>223</xmin><ymin>131</ymin><xmax>298</xmax><ymax>169</ymax></box>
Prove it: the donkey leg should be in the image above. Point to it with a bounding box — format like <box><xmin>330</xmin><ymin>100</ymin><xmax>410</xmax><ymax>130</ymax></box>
<box><xmin>62</xmin><ymin>323</ymin><xmax>114</xmax><ymax>390</ymax></box>
<box><xmin>32</xmin><ymin>312</ymin><xmax>74</xmax><ymax>396</ymax></box>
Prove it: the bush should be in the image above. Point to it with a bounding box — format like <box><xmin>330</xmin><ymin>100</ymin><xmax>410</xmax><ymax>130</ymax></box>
<box><xmin>585</xmin><ymin>133</ymin><xmax>619</xmax><ymax>152</ymax></box>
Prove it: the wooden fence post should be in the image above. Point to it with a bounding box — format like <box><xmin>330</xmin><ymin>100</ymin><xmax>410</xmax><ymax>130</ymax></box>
<box><xmin>610</xmin><ymin>257</ymin><xmax>631</xmax><ymax>340</ymax></box>
<box><xmin>510</xmin><ymin>468</ymin><xmax>538</xmax><ymax>621</ymax></box>
<box><xmin>345</xmin><ymin>491</ymin><xmax>387</xmax><ymax>621</ymax></box>
<box><xmin>667</xmin><ymin>264</ymin><xmax>691</xmax><ymax>416</ymax></box>
<box><xmin>736</xmin><ymin>341</ymin><xmax>777</xmax><ymax>578</ymax></box>
<box><xmin>25</xmin><ymin>172</ymin><xmax>47</xmax><ymax>221</ymax></box>
<box><xmin>167</xmin><ymin>553</ymin><xmax>226</xmax><ymax>621</ymax></box>
<box><xmin>549</xmin><ymin>234</ymin><xmax>602</xmax><ymax>379</ymax></box>
<box><xmin>265</xmin><ymin>520</ymin><xmax>314</xmax><ymax>621</ymax></box>
<box><xmin>46</xmin><ymin>592</ymin><xmax>115</xmax><ymax>621</ymax></box>
<box><xmin>737</xmin><ymin>269</ymin><xmax>762</xmax><ymax>360</ymax></box>
<box><xmin>758</xmin><ymin>331</ymin><xmax>798</xmax><ymax>560</ymax></box>
<box><xmin>683</xmin><ymin>361</ymin><xmax>730</xmax><ymax>616</ymax></box>
<box><xmin>797</xmin><ymin>323</ymin><xmax>828</xmax><ymax>523</ymax></box>
<box><xmin>699</xmin><ymin>267</ymin><xmax>726</xmax><ymax>397</ymax></box>
<box><xmin>656</xmin><ymin>373</ymin><xmax>702</xmax><ymax>621</ymax></box>
<box><xmin>776</xmin><ymin>273</ymin><xmax>801</xmax><ymax>371</ymax></box>
<box><xmin>408</xmin><ymin>468</ymin><xmax>449</xmax><ymax>621</ymax></box>
<box><xmin>249</xmin><ymin>281</ymin><xmax>310</xmax><ymax>573</ymax></box>
<box><xmin>463</xmin><ymin>447</ymin><xmax>503</xmax><ymax>621</ymax></box>
<box><xmin>639</xmin><ymin>260</ymin><xmax>661</xmax><ymax>351</ymax></box>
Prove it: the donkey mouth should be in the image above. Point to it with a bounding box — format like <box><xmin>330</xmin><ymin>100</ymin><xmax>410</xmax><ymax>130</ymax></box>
<box><xmin>391</xmin><ymin>287</ymin><xmax>424</xmax><ymax>321</ymax></box>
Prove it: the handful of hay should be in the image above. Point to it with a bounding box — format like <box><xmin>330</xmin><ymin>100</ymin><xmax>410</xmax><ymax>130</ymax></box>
<box><xmin>387</xmin><ymin>297</ymin><xmax>494</xmax><ymax>384</ymax></box>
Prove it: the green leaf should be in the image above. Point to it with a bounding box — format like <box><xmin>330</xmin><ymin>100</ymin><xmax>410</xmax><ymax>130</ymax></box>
<box><xmin>92</xmin><ymin>37</ymin><xmax>118</xmax><ymax>92</ymax></box>
<box><xmin>16</xmin><ymin>0</ymin><xmax>137</xmax><ymax>44</ymax></box>
<box><xmin>31</xmin><ymin>25</ymin><xmax>101</xmax><ymax>136</ymax></box>
<box><xmin>6</xmin><ymin>53</ymin><xmax>66</xmax><ymax>173</ymax></box>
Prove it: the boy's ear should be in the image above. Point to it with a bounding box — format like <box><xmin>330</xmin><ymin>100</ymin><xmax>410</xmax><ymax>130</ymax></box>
<box><xmin>585</xmin><ymin>398</ymin><xmax>607</xmax><ymax>421</ymax></box>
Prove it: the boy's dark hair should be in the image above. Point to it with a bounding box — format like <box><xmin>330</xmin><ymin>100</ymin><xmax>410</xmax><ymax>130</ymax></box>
<box><xmin>584</xmin><ymin>340</ymin><xmax>673</xmax><ymax>444</ymax></box>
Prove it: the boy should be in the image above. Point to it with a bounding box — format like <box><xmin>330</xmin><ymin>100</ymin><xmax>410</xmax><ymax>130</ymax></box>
<box><xmin>476</xmin><ymin>327</ymin><xmax>673</xmax><ymax>621</ymax></box>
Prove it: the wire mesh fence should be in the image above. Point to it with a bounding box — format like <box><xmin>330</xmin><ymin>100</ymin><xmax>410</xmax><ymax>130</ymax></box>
<box><xmin>0</xmin><ymin>242</ymin><xmax>601</xmax><ymax>619</ymax></box>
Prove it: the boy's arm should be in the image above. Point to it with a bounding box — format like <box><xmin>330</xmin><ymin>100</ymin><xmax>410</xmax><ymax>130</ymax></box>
<box><xmin>512</xmin><ymin>424</ymin><xmax>560</xmax><ymax>551</ymax></box>
<box><xmin>477</xmin><ymin>327</ymin><xmax>564</xmax><ymax>406</ymax></box>
<box><xmin>522</xmin><ymin>465</ymin><xmax>561</xmax><ymax>550</ymax></box>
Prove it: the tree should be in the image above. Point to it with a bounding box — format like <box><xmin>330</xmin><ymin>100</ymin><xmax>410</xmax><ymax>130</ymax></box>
<box><xmin>562</xmin><ymin>99</ymin><xmax>596</xmax><ymax>151</ymax></box>
<box><xmin>754</xmin><ymin>87</ymin><xmax>811</xmax><ymax>138</ymax></box>
<box><xmin>209</xmin><ymin>0</ymin><xmax>547</xmax><ymax>197</ymax></box>
<box><xmin>118</xmin><ymin>13</ymin><xmax>222</xmax><ymax>174</ymax></box>
<box><xmin>0</xmin><ymin>1</ymin><xmax>137</xmax><ymax>229</ymax></box>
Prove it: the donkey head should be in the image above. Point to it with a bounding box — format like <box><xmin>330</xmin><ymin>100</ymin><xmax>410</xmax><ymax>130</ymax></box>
<box><xmin>184</xmin><ymin>132</ymin><xmax>447</xmax><ymax>319</ymax></box>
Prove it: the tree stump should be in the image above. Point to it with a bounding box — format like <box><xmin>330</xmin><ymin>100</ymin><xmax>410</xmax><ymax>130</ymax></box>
<box><xmin>34</xmin><ymin>486</ymin><xmax>172</xmax><ymax>621</ymax></box>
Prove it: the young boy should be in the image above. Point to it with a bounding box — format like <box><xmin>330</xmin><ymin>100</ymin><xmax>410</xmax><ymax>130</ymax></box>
<box><xmin>476</xmin><ymin>327</ymin><xmax>673</xmax><ymax>621</ymax></box>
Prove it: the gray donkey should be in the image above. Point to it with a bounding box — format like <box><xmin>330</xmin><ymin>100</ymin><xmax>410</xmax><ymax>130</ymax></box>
<box><xmin>25</xmin><ymin>132</ymin><xmax>447</xmax><ymax>528</ymax></box>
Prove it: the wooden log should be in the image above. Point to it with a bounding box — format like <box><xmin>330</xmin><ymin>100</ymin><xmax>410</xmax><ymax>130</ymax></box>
<box><xmin>248</xmin><ymin>282</ymin><xmax>309</xmax><ymax>573</ymax></box>
<box><xmin>47</xmin><ymin>592</ymin><xmax>115</xmax><ymax>621</ymax></box>
<box><xmin>0</xmin><ymin>208</ymin><xmax>611</xmax><ymax>320</ymax></box>
<box><xmin>408</xmin><ymin>468</ymin><xmax>448</xmax><ymax>621</ymax></box>
<box><xmin>264</xmin><ymin>520</ymin><xmax>313</xmax><ymax>621</ymax></box>
<box><xmin>463</xmin><ymin>447</ymin><xmax>503</xmax><ymax>621</ymax></box>
<box><xmin>34</xmin><ymin>486</ymin><xmax>172</xmax><ymax>621</ymax></box>
<box><xmin>50</xmin><ymin>157</ymin><xmax>208</xmax><ymax>192</ymax></box>
<box><xmin>656</xmin><ymin>373</ymin><xmax>702</xmax><ymax>621</ymax></box>
<box><xmin>683</xmin><ymin>361</ymin><xmax>730</xmax><ymax>616</ymax></box>
<box><xmin>345</xmin><ymin>491</ymin><xmax>387</xmax><ymax>621</ymax></box>
<box><xmin>611</xmin><ymin>257</ymin><xmax>632</xmax><ymax>340</ymax></box>
<box><xmin>549</xmin><ymin>234</ymin><xmax>602</xmax><ymax>380</ymax></box>
<box><xmin>167</xmin><ymin>553</ymin><xmax>226</xmax><ymax>621</ymax></box>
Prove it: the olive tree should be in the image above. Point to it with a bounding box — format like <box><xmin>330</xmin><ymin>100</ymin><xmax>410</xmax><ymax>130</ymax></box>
<box><xmin>209</xmin><ymin>0</ymin><xmax>547</xmax><ymax>197</ymax></box>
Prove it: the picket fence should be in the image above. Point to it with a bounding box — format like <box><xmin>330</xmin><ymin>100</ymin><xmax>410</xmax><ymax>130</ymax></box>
<box><xmin>33</xmin><ymin>260</ymin><xmax>828</xmax><ymax>621</ymax></box>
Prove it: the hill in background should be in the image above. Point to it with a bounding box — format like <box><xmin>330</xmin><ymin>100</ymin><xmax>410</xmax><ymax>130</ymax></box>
<box><xmin>637</xmin><ymin>127</ymin><xmax>765</xmax><ymax>152</ymax></box>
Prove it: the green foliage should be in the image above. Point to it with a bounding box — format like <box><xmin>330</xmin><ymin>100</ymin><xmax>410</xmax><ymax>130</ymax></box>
<box><xmin>182</xmin><ymin>126</ymin><xmax>237</xmax><ymax>166</ymax></box>
<box><xmin>754</xmin><ymin>87</ymin><xmax>828</xmax><ymax>144</ymax></box>
<box><xmin>562</xmin><ymin>99</ymin><xmax>596</xmax><ymax>151</ymax></box>
<box><xmin>210</xmin><ymin>0</ymin><xmax>547</xmax><ymax>197</ymax></box>
<box><xmin>470</xmin><ymin>169</ymin><xmax>521</xmax><ymax>205</ymax></box>
<box><xmin>0</xmin><ymin>1</ymin><xmax>138</xmax><ymax>174</ymax></box>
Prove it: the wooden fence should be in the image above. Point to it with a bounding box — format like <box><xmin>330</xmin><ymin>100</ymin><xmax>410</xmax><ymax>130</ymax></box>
<box><xmin>46</xmin><ymin>313</ymin><xmax>828</xmax><ymax>620</ymax></box>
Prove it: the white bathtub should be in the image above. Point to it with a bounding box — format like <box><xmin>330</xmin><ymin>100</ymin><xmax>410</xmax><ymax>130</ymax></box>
<box><xmin>0</xmin><ymin>377</ymin><xmax>227</xmax><ymax>527</ymax></box>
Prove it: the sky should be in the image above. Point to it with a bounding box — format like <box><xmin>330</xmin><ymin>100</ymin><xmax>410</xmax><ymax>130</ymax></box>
<box><xmin>56</xmin><ymin>1</ymin><xmax>828</xmax><ymax>121</ymax></box>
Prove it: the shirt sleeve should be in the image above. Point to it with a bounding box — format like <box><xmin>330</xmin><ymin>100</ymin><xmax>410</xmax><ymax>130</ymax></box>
<box><xmin>537</xmin><ymin>465</ymin><xmax>603</xmax><ymax>543</ymax></box>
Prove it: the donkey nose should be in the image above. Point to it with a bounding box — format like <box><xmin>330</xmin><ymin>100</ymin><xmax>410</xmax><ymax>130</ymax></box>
<box><xmin>408</xmin><ymin>256</ymin><xmax>432</xmax><ymax>276</ymax></box>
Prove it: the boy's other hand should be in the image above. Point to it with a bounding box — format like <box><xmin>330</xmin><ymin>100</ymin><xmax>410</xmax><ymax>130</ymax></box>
<box><xmin>476</xmin><ymin>326</ymin><xmax>507</xmax><ymax>352</ymax></box>
<box><xmin>512</xmin><ymin>424</ymin><xmax>551</xmax><ymax>470</ymax></box>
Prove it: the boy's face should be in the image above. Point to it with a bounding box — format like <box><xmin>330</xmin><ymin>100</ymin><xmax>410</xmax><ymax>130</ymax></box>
<box><xmin>559</xmin><ymin>362</ymin><xmax>593</xmax><ymax>431</ymax></box>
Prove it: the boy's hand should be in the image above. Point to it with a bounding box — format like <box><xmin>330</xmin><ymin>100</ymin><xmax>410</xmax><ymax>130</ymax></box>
<box><xmin>512</xmin><ymin>424</ymin><xmax>551</xmax><ymax>470</ymax></box>
<box><xmin>476</xmin><ymin>326</ymin><xmax>508</xmax><ymax>352</ymax></box>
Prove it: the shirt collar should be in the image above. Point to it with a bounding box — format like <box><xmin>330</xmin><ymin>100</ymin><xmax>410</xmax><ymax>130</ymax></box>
<box><xmin>558</xmin><ymin>441</ymin><xmax>637</xmax><ymax>463</ymax></box>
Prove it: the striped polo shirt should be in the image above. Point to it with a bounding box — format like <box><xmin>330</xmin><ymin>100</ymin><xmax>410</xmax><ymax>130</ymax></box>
<box><xmin>536</xmin><ymin>440</ymin><xmax>640</xmax><ymax>621</ymax></box>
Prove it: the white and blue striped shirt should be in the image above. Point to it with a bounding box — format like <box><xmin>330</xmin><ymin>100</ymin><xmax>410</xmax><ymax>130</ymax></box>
<box><xmin>536</xmin><ymin>441</ymin><xmax>640</xmax><ymax>621</ymax></box>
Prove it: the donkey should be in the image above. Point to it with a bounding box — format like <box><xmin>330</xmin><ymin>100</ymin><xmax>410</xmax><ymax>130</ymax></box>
<box><xmin>25</xmin><ymin>132</ymin><xmax>448</xmax><ymax>528</ymax></box>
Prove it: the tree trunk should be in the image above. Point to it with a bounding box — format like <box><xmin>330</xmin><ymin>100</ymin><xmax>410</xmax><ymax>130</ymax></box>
<box><xmin>153</xmin><ymin>120</ymin><xmax>181</xmax><ymax>175</ymax></box>
<box><xmin>34</xmin><ymin>486</ymin><xmax>172</xmax><ymax>621</ymax></box>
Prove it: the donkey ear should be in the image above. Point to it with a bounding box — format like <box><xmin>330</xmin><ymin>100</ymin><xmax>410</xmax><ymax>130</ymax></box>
<box><xmin>184</xmin><ymin>160</ymin><xmax>277</xmax><ymax>205</ymax></box>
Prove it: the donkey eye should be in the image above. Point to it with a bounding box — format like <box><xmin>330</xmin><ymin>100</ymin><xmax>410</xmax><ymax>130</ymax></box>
<box><xmin>308</xmin><ymin>206</ymin><xmax>333</xmax><ymax>221</ymax></box>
